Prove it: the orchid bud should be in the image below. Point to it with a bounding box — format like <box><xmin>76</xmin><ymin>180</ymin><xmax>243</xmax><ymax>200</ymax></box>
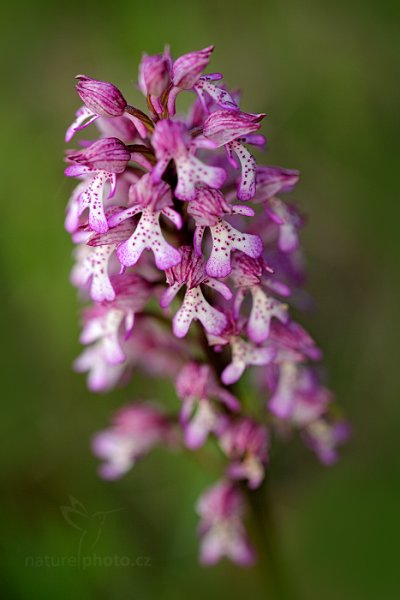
<box><xmin>75</xmin><ymin>75</ymin><xmax>127</xmax><ymax>117</ymax></box>
<box><xmin>139</xmin><ymin>52</ymin><xmax>171</xmax><ymax>97</ymax></box>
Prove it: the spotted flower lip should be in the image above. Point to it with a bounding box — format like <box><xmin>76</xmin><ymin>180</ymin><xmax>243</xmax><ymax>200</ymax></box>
<box><xmin>245</xmin><ymin>286</ymin><xmax>289</xmax><ymax>343</ymax></box>
<box><xmin>160</xmin><ymin>246</ymin><xmax>232</xmax><ymax>338</ymax></box>
<box><xmin>194</xmin><ymin>75</ymin><xmax>239</xmax><ymax>112</ymax></box>
<box><xmin>71</xmin><ymin>243</ymin><xmax>117</xmax><ymax>302</ymax></box>
<box><xmin>188</xmin><ymin>187</ymin><xmax>263</xmax><ymax>278</ymax></box>
<box><xmin>230</xmin><ymin>254</ymin><xmax>289</xmax><ymax>343</ymax></box>
<box><xmin>65</xmin><ymin>138</ymin><xmax>131</xmax><ymax>234</ymax></box>
<box><xmin>107</xmin><ymin>174</ymin><xmax>182</xmax><ymax>270</ymax></box>
<box><xmin>203</xmin><ymin>110</ymin><xmax>266</xmax><ymax>201</ymax></box>
<box><xmin>64</xmin><ymin>169</ymin><xmax>115</xmax><ymax>234</ymax></box>
<box><xmin>75</xmin><ymin>75</ymin><xmax>127</xmax><ymax>118</ymax></box>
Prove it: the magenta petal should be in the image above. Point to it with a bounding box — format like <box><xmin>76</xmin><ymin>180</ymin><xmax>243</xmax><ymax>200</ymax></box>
<box><xmin>71</xmin><ymin>244</ymin><xmax>116</xmax><ymax>302</ymax></box>
<box><xmin>116</xmin><ymin>209</ymin><xmax>180</xmax><ymax>269</ymax></box>
<box><xmin>175</xmin><ymin>155</ymin><xmax>226</xmax><ymax>201</ymax></box>
<box><xmin>183</xmin><ymin>401</ymin><xmax>217</xmax><ymax>449</ymax></box>
<box><xmin>160</xmin><ymin>282</ymin><xmax>182</xmax><ymax>308</ymax></box>
<box><xmin>65</xmin><ymin>106</ymin><xmax>99</xmax><ymax>142</ymax></box>
<box><xmin>203</xmin><ymin>110</ymin><xmax>265</xmax><ymax>147</ymax></box>
<box><xmin>247</xmin><ymin>287</ymin><xmax>288</xmax><ymax>343</ymax></box>
<box><xmin>204</xmin><ymin>278</ymin><xmax>232</xmax><ymax>301</ymax></box>
<box><xmin>64</xmin><ymin>164</ymin><xmax>91</xmax><ymax>178</ymax></box>
<box><xmin>193</xmin><ymin>226</ymin><xmax>205</xmax><ymax>256</ymax></box>
<box><xmin>173</xmin><ymin>287</ymin><xmax>227</xmax><ymax>338</ymax></box>
<box><xmin>75</xmin><ymin>75</ymin><xmax>127</xmax><ymax>118</ymax></box>
<box><xmin>77</xmin><ymin>171</ymin><xmax>113</xmax><ymax>233</ymax></box>
<box><xmin>206</xmin><ymin>221</ymin><xmax>263</xmax><ymax>278</ymax></box>
<box><xmin>195</xmin><ymin>79</ymin><xmax>239</xmax><ymax>111</ymax></box>
<box><xmin>162</xmin><ymin>207</ymin><xmax>183</xmax><ymax>230</ymax></box>
<box><xmin>221</xmin><ymin>362</ymin><xmax>246</xmax><ymax>385</ymax></box>
<box><xmin>229</xmin><ymin>141</ymin><xmax>257</xmax><ymax>201</ymax></box>
<box><xmin>123</xmin><ymin>112</ymin><xmax>147</xmax><ymax>139</ymax></box>
<box><xmin>172</xmin><ymin>45</ymin><xmax>214</xmax><ymax>89</ymax></box>
<box><xmin>166</xmin><ymin>86</ymin><xmax>180</xmax><ymax>116</ymax></box>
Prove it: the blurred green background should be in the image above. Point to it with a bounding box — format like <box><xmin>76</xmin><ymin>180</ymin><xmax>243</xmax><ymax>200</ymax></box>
<box><xmin>1</xmin><ymin>0</ymin><xmax>399</xmax><ymax>597</ymax></box>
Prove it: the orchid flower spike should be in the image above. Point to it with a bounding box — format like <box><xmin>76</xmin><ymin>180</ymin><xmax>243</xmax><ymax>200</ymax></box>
<box><xmin>64</xmin><ymin>44</ymin><xmax>349</xmax><ymax>569</ymax></box>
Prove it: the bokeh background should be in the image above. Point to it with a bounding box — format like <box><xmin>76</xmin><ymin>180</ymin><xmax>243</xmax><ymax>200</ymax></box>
<box><xmin>1</xmin><ymin>0</ymin><xmax>399</xmax><ymax>598</ymax></box>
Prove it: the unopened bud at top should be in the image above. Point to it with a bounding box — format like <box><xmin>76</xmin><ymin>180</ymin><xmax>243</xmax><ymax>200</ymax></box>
<box><xmin>139</xmin><ymin>51</ymin><xmax>171</xmax><ymax>97</ymax></box>
<box><xmin>172</xmin><ymin>45</ymin><xmax>214</xmax><ymax>89</ymax></box>
<box><xmin>75</xmin><ymin>75</ymin><xmax>127</xmax><ymax>117</ymax></box>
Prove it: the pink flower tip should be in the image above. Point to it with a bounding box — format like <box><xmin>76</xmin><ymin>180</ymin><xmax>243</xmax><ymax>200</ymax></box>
<box><xmin>75</xmin><ymin>75</ymin><xmax>127</xmax><ymax>118</ymax></box>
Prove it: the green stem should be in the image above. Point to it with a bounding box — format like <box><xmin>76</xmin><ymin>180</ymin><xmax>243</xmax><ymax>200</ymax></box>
<box><xmin>248</xmin><ymin>478</ymin><xmax>293</xmax><ymax>600</ymax></box>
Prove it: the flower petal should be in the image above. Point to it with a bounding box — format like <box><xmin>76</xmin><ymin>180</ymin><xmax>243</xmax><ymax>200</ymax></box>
<box><xmin>71</xmin><ymin>244</ymin><xmax>116</xmax><ymax>302</ymax></box>
<box><xmin>65</xmin><ymin>106</ymin><xmax>98</xmax><ymax>142</ymax></box>
<box><xmin>247</xmin><ymin>286</ymin><xmax>288</xmax><ymax>343</ymax></box>
<box><xmin>116</xmin><ymin>209</ymin><xmax>181</xmax><ymax>269</ymax></box>
<box><xmin>229</xmin><ymin>141</ymin><xmax>257</xmax><ymax>201</ymax></box>
<box><xmin>195</xmin><ymin>79</ymin><xmax>239</xmax><ymax>111</ymax></box>
<box><xmin>206</xmin><ymin>220</ymin><xmax>263</xmax><ymax>278</ymax></box>
<box><xmin>78</xmin><ymin>171</ymin><xmax>112</xmax><ymax>233</ymax></box>
<box><xmin>175</xmin><ymin>154</ymin><xmax>226</xmax><ymax>201</ymax></box>
<box><xmin>173</xmin><ymin>287</ymin><xmax>227</xmax><ymax>337</ymax></box>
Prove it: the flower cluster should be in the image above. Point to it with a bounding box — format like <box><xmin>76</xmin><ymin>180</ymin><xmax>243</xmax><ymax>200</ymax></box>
<box><xmin>64</xmin><ymin>45</ymin><xmax>349</xmax><ymax>566</ymax></box>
